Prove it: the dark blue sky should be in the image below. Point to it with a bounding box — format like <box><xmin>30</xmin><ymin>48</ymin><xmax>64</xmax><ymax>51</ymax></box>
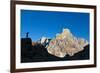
<box><xmin>21</xmin><ymin>10</ymin><xmax>90</xmax><ymax>42</ymax></box>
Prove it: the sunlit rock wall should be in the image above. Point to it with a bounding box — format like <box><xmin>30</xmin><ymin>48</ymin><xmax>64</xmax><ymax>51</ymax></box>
<box><xmin>47</xmin><ymin>28</ymin><xmax>88</xmax><ymax>58</ymax></box>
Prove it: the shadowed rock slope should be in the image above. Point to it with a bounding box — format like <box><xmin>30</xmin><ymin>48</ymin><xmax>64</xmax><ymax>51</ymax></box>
<box><xmin>21</xmin><ymin>38</ymin><xmax>89</xmax><ymax>63</ymax></box>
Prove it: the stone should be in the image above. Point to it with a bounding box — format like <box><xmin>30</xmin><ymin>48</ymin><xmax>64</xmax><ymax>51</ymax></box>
<box><xmin>47</xmin><ymin>28</ymin><xmax>88</xmax><ymax>58</ymax></box>
<box><xmin>37</xmin><ymin>36</ymin><xmax>51</xmax><ymax>47</ymax></box>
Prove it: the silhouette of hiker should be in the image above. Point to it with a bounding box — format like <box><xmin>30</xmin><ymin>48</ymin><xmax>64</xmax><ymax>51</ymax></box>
<box><xmin>26</xmin><ymin>32</ymin><xmax>29</xmax><ymax>38</ymax></box>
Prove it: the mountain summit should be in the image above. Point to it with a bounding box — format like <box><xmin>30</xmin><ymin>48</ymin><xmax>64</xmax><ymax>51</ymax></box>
<box><xmin>47</xmin><ymin>28</ymin><xmax>88</xmax><ymax>58</ymax></box>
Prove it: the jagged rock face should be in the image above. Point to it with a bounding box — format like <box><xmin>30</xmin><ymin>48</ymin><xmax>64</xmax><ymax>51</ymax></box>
<box><xmin>38</xmin><ymin>36</ymin><xmax>51</xmax><ymax>47</ymax></box>
<box><xmin>47</xmin><ymin>28</ymin><xmax>88</xmax><ymax>58</ymax></box>
<box><xmin>40</xmin><ymin>37</ymin><xmax>47</xmax><ymax>44</ymax></box>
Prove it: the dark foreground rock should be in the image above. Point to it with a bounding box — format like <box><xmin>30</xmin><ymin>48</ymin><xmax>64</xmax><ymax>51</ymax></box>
<box><xmin>21</xmin><ymin>38</ymin><xmax>89</xmax><ymax>63</ymax></box>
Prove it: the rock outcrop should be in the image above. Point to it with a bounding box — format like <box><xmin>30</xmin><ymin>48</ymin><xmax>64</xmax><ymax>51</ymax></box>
<box><xmin>47</xmin><ymin>28</ymin><xmax>88</xmax><ymax>58</ymax></box>
<box><xmin>21</xmin><ymin>37</ymin><xmax>89</xmax><ymax>63</ymax></box>
<box><xmin>37</xmin><ymin>36</ymin><xmax>51</xmax><ymax>47</ymax></box>
<box><xmin>21</xmin><ymin>38</ymin><xmax>32</xmax><ymax>58</ymax></box>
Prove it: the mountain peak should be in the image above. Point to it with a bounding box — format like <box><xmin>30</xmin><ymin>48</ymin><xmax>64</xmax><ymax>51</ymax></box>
<box><xmin>63</xmin><ymin>28</ymin><xmax>70</xmax><ymax>34</ymax></box>
<box><xmin>47</xmin><ymin>28</ymin><xmax>88</xmax><ymax>58</ymax></box>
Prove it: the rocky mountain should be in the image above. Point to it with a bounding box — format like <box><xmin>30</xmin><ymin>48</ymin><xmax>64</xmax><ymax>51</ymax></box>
<box><xmin>21</xmin><ymin>37</ymin><xmax>89</xmax><ymax>62</ymax></box>
<box><xmin>37</xmin><ymin>36</ymin><xmax>51</xmax><ymax>47</ymax></box>
<box><xmin>21</xmin><ymin>28</ymin><xmax>89</xmax><ymax>63</ymax></box>
<box><xmin>47</xmin><ymin>28</ymin><xmax>88</xmax><ymax>58</ymax></box>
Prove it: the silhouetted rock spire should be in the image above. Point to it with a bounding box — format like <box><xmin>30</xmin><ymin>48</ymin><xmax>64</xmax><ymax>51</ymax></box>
<box><xmin>26</xmin><ymin>32</ymin><xmax>29</xmax><ymax>38</ymax></box>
